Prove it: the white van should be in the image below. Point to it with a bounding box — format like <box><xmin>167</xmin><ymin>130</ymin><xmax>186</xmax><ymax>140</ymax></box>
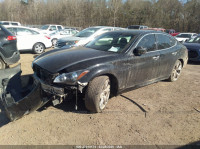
<box><xmin>0</xmin><ymin>21</ymin><xmax>21</xmax><ymax>26</ymax></box>
<box><xmin>40</xmin><ymin>24</ymin><xmax>64</xmax><ymax>35</ymax></box>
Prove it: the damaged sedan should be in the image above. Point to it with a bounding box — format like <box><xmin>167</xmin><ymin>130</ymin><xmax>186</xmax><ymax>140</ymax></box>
<box><xmin>32</xmin><ymin>30</ymin><xmax>188</xmax><ymax>113</ymax></box>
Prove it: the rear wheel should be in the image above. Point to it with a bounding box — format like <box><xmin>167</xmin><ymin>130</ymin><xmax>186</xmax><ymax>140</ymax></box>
<box><xmin>51</xmin><ymin>38</ymin><xmax>57</xmax><ymax>47</ymax></box>
<box><xmin>33</xmin><ymin>43</ymin><xmax>45</xmax><ymax>54</ymax></box>
<box><xmin>0</xmin><ymin>58</ymin><xmax>6</xmax><ymax>69</ymax></box>
<box><xmin>85</xmin><ymin>76</ymin><xmax>110</xmax><ymax>113</ymax></box>
<box><xmin>168</xmin><ymin>60</ymin><xmax>182</xmax><ymax>82</ymax></box>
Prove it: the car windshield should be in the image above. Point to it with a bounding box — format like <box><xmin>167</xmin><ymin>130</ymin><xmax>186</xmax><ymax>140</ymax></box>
<box><xmin>85</xmin><ymin>32</ymin><xmax>137</xmax><ymax>53</ymax></box>
<box><xmin>186</xmin><ymin>36</ymin><xmax>200</xmax><ymax>43</ymax></box>
<box><xmin>176</xmin><ymin>34</ymin><xmax>192</xmax><ymax>38</ymax></box>
<box><xmin>41</xmin><ymin>25</ymin><xmax>49</xmax><ymax>30</ymax></box>
<box><xmin>75</xmin><ymin>27</ymin><xmax>100</xmax><ymax>37</ymax></box>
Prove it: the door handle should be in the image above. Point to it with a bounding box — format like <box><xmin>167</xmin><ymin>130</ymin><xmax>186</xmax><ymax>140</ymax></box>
<box><xmin>172</xmin><ymin>52</ymin><xmax>177</xmax><ymax>56</ymax></box>
<box><xmin>153</xmin><ymin>56</ymin><xmax>160</xmax><ymax>60</ymax></box>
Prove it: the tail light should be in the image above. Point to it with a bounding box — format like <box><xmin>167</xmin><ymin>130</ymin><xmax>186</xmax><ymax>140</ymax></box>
<box><xmin>7</xmin><ymin>36</ymin><xmax>16</xmax><ymax>41</ymax></box>
<box><xmin>45</xmin><ymin>36</ymin><xmax>51</xmax><ymax>39</ymax></box>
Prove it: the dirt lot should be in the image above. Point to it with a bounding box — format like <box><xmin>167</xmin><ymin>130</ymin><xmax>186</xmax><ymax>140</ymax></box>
<box><xmin>0</xmin><ymin>50</ymin><xmax>199</xmax><ymax>146</ymax></box>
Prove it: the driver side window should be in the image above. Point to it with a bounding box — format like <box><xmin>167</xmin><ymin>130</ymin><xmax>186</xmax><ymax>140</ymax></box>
<box><xmin>137</xmin><ymin>34</ymin><xmax>156</xmax><ymax>52</ymax></box>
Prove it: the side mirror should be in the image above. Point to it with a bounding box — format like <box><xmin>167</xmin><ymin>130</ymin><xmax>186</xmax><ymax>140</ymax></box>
<box><xmin>49</xmin><ymin>28</ymin><xmax>53</xmax><ymax>31</ymax></box>
<box><xmin>134</xmin><ymin>47</ymin><xmax>147</xmax><ymax>56</ymax></box>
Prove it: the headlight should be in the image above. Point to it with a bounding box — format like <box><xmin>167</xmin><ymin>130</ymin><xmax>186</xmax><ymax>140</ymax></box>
<box><xmin>53</xmin><ymin>70</ymin><xmax>89</xmax><ymax>85</ymax></box>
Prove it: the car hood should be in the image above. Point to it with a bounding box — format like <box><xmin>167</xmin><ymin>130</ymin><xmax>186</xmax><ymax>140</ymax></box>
<box><xmin>183</xmin><ymin>43</ymin><xmax>200</xmax><ymax>50</ymax></box>
<box><xmin>33</xmin><ymin>47</ymin><xmax>119</xmax><ymax>74</ymax></box>
<box><xmin>58</xmin><ymin>36</ymin><xmax>86</xmax><ymax>42</ymax></box>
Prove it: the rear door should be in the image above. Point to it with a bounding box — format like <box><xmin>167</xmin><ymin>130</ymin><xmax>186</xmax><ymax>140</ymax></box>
<box><xmin>16</xmin><ymin>28</ymin><xmax>38</xmax><ymax>50</ymax></box>
<box><xmin>126</xmin><ymin>33</ymin><xmax>161</xmax><ymax>88</ymax></box>
<box><xmin>155</xmin><ymin>33</ymin><xmax>179</xmax><ymax>78</ymax></box>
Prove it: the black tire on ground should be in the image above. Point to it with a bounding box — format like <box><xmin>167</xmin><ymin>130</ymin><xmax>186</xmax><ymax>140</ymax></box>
<box><xmin>0</xmin><ymin>58</ymin><xmax>6</xmax><ymax>69</ymax></box>
<box><xmin>33</xmin><ymin>43</ymin><xmax>45</xmax><ymax>54</ymax></box>
<box><xmin>85</xmin><ymin>76</ymin><xmax>110</xmax><ymax>113</ymax></box>
<box><xmin>168</xmin><ymin>60</ymin><xmax>183</xmax><ymax>82</ymax></box>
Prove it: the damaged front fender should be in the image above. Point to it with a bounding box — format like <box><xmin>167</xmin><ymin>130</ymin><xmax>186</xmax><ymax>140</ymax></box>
<box><xmin>0</xmin><ymin>64</ymin><xmax>49</xmax><ymax>121</ymax></box>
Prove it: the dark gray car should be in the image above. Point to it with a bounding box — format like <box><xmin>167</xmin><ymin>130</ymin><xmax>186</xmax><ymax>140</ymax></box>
<box><xmin>32</xmin><ymin>30</ymin><xmax>188</xmax><ymax>113</ymax></box>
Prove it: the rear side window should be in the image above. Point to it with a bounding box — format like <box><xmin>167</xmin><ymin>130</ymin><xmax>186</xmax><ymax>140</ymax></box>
<box><xmin>7</xmin><ymin>28</ymin><xmax>17</xmax><ymax>35</ymax></box>
<box><xmin>11</xmin><ymin>23</ymin><xmax>18</xmax><ymax>26</ymax></box>
<box><xmin>156</xmin><ymin>34</ymin><xmax>176</xmax><ymax>50</ymax></box>
<box><xmin>137</xmin><ymin>34</ymin><xmax>156</xmax><ymax>52</ymax></box>
<box><xmin>17</xmin><ymin>28</ymin><xmax>33</xmax><ymax>35</ymax></box>
<box><xmin>2</xmin><ymin>22</ymin><xmax>9</xmax><ymax>25</ymax></box>
<box><xmin>71</xmin><ymin>30</ymin><xmax>78</xmax><ymax>34</ymax></box>
<box><xmin>57</xmin><ymin>26</ymin><xmax>62</xmax><ymax>30</ymax></box>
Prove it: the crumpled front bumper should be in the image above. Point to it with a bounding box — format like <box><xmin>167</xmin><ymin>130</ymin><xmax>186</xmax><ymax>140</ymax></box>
<box><xmin>0</xmin><ymin>64</ymin><xmax>49</xmax><ymax>121</ymax></box>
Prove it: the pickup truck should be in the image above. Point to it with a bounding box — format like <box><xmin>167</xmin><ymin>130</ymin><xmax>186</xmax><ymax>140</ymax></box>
<box><xmin>40</xmin><ymin>24</ymin><xmax>64</xmax><ymax>35</ymax></box>
<box><xmin>165</xmin><ymin>29</ymin><xmax>180</xmax><ymax>36</ymax></box>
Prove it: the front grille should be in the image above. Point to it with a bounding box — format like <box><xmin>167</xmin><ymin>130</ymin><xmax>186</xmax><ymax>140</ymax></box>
<box><xmin>33</xmin><ymin>65</ymin><xmax>56</xmax><ymax>85</ymax></box>
<box><xmin>188</xmin><ymin>50</ymin><xmax>198</xmax><ymax>58</ymax></box>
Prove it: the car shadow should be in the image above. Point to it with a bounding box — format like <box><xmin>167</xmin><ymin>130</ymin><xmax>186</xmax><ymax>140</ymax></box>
<box><xmin>120</xmin><ymin>95</ymin><xmax>147</xmax><ymax>117</ymax></box>
<box><xmin>0</xmin><ymin>103</ymin><xmax>10</xmax><ymax>128</ymax></box>
<box><xmin>37</xmin><ymin>96</ymin><xmax>89</xmax><ymax>114</ymax></box>
<box><xmin>187</xmin><ymin>61</ymin><xmax>200</xmax><ymax>65</ymax></box>
<box><xmin>19</xmin><ymin>51</ymin><xmax>35</xmax><ymax>54</ymax></box>
<box><xmin>176</xmin><ymin>141</ymin><xmax>200</xmax><ymax>149</ymax></box>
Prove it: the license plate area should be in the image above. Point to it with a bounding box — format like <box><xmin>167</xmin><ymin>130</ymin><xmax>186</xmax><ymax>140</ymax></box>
<box><xmin>41</xmin><ymin>83</ymin><xmax>64</xmax><ymax>96</ymax></box>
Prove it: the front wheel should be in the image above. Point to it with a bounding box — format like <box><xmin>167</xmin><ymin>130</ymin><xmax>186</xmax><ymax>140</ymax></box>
<box><xmin>168</xmin><ymin>60</ymin><xmax>183</xmax><ymax>82</ymax></box>
<box><xmin>85</xmin><ymin>76</ymin><xmax>110</xmax><ymax>113</ymax></box>
<box><xmin>33</xmin><ymin>43</ymin><xmax>45</xmax><ymax>54</ymax></box>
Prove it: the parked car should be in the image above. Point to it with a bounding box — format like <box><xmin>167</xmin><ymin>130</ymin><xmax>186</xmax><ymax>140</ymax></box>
<box><xmin>175</xmin><ymin>33</ymin><xmax>198</xmax><ymax>43</ymax></box>
<box><xmin>32</xmin><ymin>30</ymin><xmax>188</xmax><ymax>113</ymax></box>
<box><xmin>50</xmin><ymin>29</ymin><xmax>79</xmax><ymax>46</ymax></box>
<box><xmin>6</xmin><ymin>26</ymin><xmax>52</xmax><ymax>54</ymax></box>
<box><xmin>55</xmin><ymin>26</ymin><xmax>123</xmax><ymax>48</ymax></box>
<box><xmin>127</xmin><ymin>25</ymin><xmax>148</xmax><ymax>30</ymax></box>
<box><xmin>184</xmin><ymin>36</ymin><xmax>200</xmax><ymax>61</ymax></box>
<box><xmin>165</xmin><ymin>29</ymin><xmax>180</xmax><ymax>36</ymax></box>
<box><xmin>0</xmin><ymin>21</ymin><xmax>21</xmax><ymax>27</ymax></box>
<box><xmin>0</xmin><ymin>25</ymin><xmax>20</xmax><ymax>69</ymax></box>
<box><xmin>143</xmin><ymin>28</ymin><xmax>165</xmax><ymax>32</ymax></box>
<box><xmin>40</xmin><ymin>24</ymin><xmax>64</xmax><ymax>35</ymax></box>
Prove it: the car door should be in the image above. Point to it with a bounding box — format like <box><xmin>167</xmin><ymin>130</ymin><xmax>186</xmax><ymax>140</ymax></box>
<box><xmin>125</xmin><ymin>34</ymin><xmax>161</xmax><ymax>88</ymax></box>
<box><xmin>15</xmin><ymin>28</ymin><xmax>37</xmax><ymax>50</ymax></box>
<box><xmin>156</xmin><ymin>33</ymin><xmax>179</xmax><ymax>78</ymax></box>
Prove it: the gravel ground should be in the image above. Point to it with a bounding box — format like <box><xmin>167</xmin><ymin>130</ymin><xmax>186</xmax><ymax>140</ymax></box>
<box><xmin>0</xmin><ymin>49</ymin><xmax>199</xmax><ymax>146</ymax></box>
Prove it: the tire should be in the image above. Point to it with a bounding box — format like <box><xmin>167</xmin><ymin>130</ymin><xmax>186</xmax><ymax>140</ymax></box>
<box><xmin>51</xmin><ymin>38</ymin><xmax>57</xmax><ymax>47</ymax></box>
<box><xmin>85</xmin><ymin>76</ymin><xmax>110</xmax><ymax>113</ymax></box>
<box><xmin>0</xmin><ymin>58</ymin><xmax>6</xmax><ymax>69</ymax></box>
<box><xmin>168</xmin><ymin>60</ymin><xmax>183</xmax><ymax>82</ymax></box>
<box><xmin>33</xmin><ymin>43</ymin><xmax>45</xmax><ymax>54</ymax></box>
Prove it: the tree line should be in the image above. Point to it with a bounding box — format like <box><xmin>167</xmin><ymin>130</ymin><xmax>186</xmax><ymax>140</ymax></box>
<box><xmin>0</xmin><ymin>0</ymin><xmax>199</xmax><ymax>32</ymax></box>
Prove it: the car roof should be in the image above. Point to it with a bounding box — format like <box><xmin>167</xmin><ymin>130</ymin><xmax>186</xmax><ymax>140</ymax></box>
<box><xmin>179</xmin><ymin>33</ymin><xmax>196</xmax><ymax>34</ymax></box>
<box><xmin>6</xmin><ymin>26</ymin><xmax>30</xmax><ymax>29</ymax></box>
<box><xmin>44</xmin><ymin>24</ymin><xmax>63</xmax><ymax>26</ymax></box>
<box><xmin>89</xmin><ymin>26</ymin><xmax>116</xmax><ymax>29</ymax></box>
<box><xmin>111</xmin><ymin>29</ymin><xmax>161</xmax><ymax>34</ymax></box>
